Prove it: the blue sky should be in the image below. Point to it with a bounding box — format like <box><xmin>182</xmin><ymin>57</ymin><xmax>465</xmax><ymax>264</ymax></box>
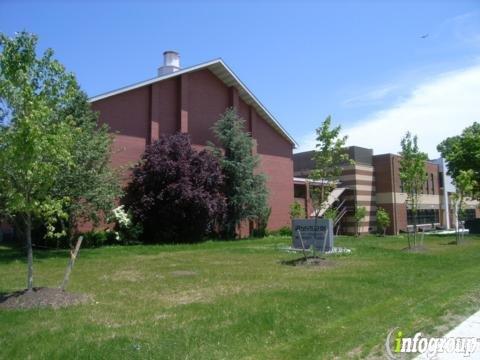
<box><xmin>1</xmin><ymin>0</ymin><xmax>480</xmax><ymax>157</ymax></box>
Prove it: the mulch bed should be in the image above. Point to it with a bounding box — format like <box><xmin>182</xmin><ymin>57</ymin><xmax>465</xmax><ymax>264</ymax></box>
<box><xmin>0</xmin><ymin>287</ymin><xmax>91</xmax><ymax>310</ymax></box>
<box><xmin>281</xmin><ymin>256</ymin><xmax>334</xmax><ymax>267</ymax></box>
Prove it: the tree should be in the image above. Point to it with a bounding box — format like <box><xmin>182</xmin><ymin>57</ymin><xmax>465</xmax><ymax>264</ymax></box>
<box><xmin>438</xmin><ymin>122</ymin><xmax>480</xmax><ymax>199</ymax></box>
<box><xmin>211</xmin><ymin>108</ymin><xmax>269</xmax><ymax>239</ymax></box>
<box><xmin>51</xmin><ymin>87</ymin><xmax>120</xmax><ymax>246</ymax></box>
<box><xmin>323</xmin><ymin>208</ymin><xmax>338</xmax><ymax>221</ymax></box>
<box><xmin>0</xmin><ymin>32</ymin><xmax>76</xmax><ymax>290</ymax></box>
<box><xmin>399</xmin><ymin>132</ymin><xmax>428</xmax><ymax>248</ymax></box>
<box><xmin>353</xmin><ymin>206</ymin><xmax>367</xmax><ymax>237</ymax></box>
<box><xmin>123</xmin><ymin>133</ymin><xmax>226</xmax><ymax>243</ymax></box>
<box><xmin>376</xmin><ymin>207</ymin><xmax>390</xmax><ymax>236</ymax></box>
<box><xmin>310</xmin><ymin>116</ymin><xmax>351</xmax><ymax>217</ymax></box>
<box><xmin>452</xmin><ymin>169</ymin><xmax>477</xmax><ymax>244</ymax></box>
<box><xmin>0</xmin><ymin>32</ymin><xmax>120</xmax><ymax>290</ymax></box>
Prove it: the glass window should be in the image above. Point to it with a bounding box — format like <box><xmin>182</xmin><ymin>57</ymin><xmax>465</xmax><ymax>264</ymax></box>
<box><xmin>407</xmin><ymin>209</ymin><xmax>439</xmax><ymax>225</ymax></box>
<box><xmin>294</xmin><ymin>184</ymin><xmax>306</xmax><ymax>198</ymax></box>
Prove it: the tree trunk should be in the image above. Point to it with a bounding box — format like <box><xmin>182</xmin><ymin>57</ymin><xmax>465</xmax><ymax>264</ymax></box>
<box><xmin>25</xmin><ymin>213</ymin><xmax>34</xmax><ymax>291</ymax></box>
<box><xmin>413</xmin><ymin>210</ymin><xmax>418</xmax><ymax>248</ymax></box>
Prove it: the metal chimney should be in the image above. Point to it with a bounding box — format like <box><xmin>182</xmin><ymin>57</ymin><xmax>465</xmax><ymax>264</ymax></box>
<box><xmin>158</xmin><ymin>51</ymin><xmax>180</xmax><ymax>76</ymax></box>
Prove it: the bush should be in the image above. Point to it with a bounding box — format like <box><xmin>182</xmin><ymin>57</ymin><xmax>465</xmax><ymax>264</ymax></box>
<box><xmin>289</xmin><ymin>201</ymin><xmax>304</xmax><ymax>219</ymax></box>
<box><xmin>123</xmin><ymin>133</ymin><xmax>226</xmax><ymax>244</ymax></box>
<box><xmin>268</xmin><ymin>226</ymin><xmax>292</xmax><ymax>237</ymax></box>
<box><xmin>82</xmin><ymin>230</ymin><xmax>116</xmax><ymax>248</ymax></box>
<box><xmin>110</xmin><ymin>205</ymin><xmax>142</xmax><ymax>244</ymax></box>
<box><xmin>252</xmin><ymin>207</ymin><xmax>271</xmax><ymax>237</ymax></box>
<box><xmin>376</xmin><ymin>207</ymin><xmax>391</xmax><ymax>235</ymax></box>
<box><xmin>465</xmin><ymin>219</ymin><xmax>480</xmax><ymax>234</ymax></box>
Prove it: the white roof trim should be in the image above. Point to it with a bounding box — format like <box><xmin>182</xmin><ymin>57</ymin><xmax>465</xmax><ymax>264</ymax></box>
<box><xmin>88</xmin><ymin>58</ymin><xmax>297</xmax><ymax>146</ymax></box>
<box><xmin>293</xmin><ymin>177</ymin><xmax>329</xmax><ymax>185</ymax></box>
<box><xmin>88</xmin><ymin>59</ymin><xmax>221</xmax><ymax>102</ymax></box>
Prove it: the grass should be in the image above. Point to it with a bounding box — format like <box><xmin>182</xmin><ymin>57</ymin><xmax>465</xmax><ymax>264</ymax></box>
<box><xmin>1</xmin><ymin>234</ymin><xmax>480</xmax><ymax>359</ymax></box>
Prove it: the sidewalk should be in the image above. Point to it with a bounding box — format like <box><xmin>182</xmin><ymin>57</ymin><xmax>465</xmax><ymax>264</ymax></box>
<box><xmin>415</xmin><ymin>309</ymin><xmax>480</xmax><ymax>359</ymax></box>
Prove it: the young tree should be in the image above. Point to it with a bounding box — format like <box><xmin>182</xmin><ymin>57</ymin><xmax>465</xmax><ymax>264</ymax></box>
<box><xmin>51</xmin><ymin>91</ymin><xmax>120</xmax><ymax>245</ymax></box>
<box><xmin>0</xmin><ymin>32</ymin><xmax>120</xmax><ymax>290</ymax></box>
<box><xmin>323</xmin><ymin>208</ymin><xmax>338</xmax><ymax>221</ymax></box>
<box><xmin>399</xmin><ymin>132</ymin><xmax>428</xmax><ymax>248</ymax></box>
<box><xmin>310</xmin><ymin>116</ymin><xmax>351</xmax><ymax>217</ymax></box>
<box><xmin>353</xmin><ymin>206</ymin><xmax>367</xmax><ymax>237</ymax></box>
<box><xmin>0</xmin><ymin>32</ymin><xmax>76</xmax><ymax>290</ymax></box>
<box><xmin>438</xmin><ymin>122</ymin><xmax>480</xmax><ymax>198</ymax></box>
<box><xmin>376</xmin><ymin>207</ymin><xmax>391</xmax><ymax>236</ymax></box>
<box><xmin>123</xmin><ymin>133</ymin><xmax>226</xmax><ymax>243</ymax></box>
<box><xmin>211</xmin><ymin>108</ymin><xmax>269</xmax><ymax>239</ymax></box>
<box><xmin>452</xmin><ymin>169</ymin><xmax>477</xmax><ymax>244</ymax></box>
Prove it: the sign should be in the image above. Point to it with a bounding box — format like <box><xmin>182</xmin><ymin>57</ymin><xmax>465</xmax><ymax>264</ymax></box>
<box><xmin>292</xmin><ymin>218</ymin><xmax>334</xmax><ymax>251</ymax></box>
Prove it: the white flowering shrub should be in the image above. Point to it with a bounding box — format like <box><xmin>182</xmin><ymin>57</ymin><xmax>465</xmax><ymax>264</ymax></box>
<box><xmin>112</xmin><ymin>205</ymin><xmax>131</xmax><ymax>228</ymax></box>
<box><xmin>109</xmin><ymin>205</ymin><xmax>142</xmax><ymax>243</ymax></box>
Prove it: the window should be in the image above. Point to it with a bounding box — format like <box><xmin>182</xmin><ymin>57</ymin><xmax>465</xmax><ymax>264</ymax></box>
<box><xmin>294</xmin><ymin>184</ymin><xmax>306</xmax><ymax>198</ymax></box>
<box><xmin>431</xmin><ymin>174</ymin><xmax>435</xmax><ymax>194</ymax></box>
<box><xmin>439</xmin><ymin>172</ymin><xmax>444</xmax><ymax>188</ymax></box>
<box><xmin>407</xmin><ymin>209</ymin><xmax>439</xmax><ymax>225</ymax></box>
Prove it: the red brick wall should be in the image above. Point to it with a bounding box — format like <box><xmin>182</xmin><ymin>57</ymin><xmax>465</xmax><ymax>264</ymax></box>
<box><xmin>188</xmin><ymin>70</ymin><xmax>230</xmax><ymax>146</ymax></box>
<box><xmin>155</xmin><ymin>78</ymin><xmax>179</xmax><ymax>136</ymax></box>
<box><xmin>91</xmin><ymin>68</ymin><xmax>294</xmax><ymax>232</ymax></box>
<box><xmin>92</xmin><ymin>87</ymin><xmax>150</xmax><ymax>170</ymax></box>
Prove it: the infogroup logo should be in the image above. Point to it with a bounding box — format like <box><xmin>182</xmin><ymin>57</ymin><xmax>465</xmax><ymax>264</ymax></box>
<box><xmin>385</xmin><ymin>328</ymin><xmax>479</xmax><ymax>359</ymax></box>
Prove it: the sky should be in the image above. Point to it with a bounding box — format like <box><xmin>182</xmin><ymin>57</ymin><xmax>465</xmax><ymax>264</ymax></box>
<box><xmin>1</xmin><ymin>0</ymin><xmax>479</xmax><ymax>158</ymax></box>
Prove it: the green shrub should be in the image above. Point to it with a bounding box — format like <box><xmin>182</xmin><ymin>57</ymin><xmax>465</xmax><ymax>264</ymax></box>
<box><xmin>278</xmin><ymin>226</ymin><xmax>292</xmax><ymax>236</ymax></box>
<box><xmin>269</xmin><ymin>226</ymin><xmax>292</xmax><ymax>237</ymax></box>
<box><xmin>252</xmin><ymin>207</ymin><xmax>271</xmax><ymax>238</ymax></box>
<box><xmin>82</xmin><ymin>231</ymin><xmax>116</xmax><ymax>248</ymax></box>
<box><xmin>376</xmin><ymin>207</ymin><xmax>391</xmax><ymax>235</ymax></box>
<box><xmin>289</xmin><ymin>201</ymin><xmax>304</xmax><ymax>219</ymax></box>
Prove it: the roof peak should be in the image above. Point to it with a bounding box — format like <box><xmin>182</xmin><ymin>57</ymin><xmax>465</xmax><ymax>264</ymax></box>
<box><xmin>89</xmin><ymin>58</ymin><xmax>297</xmax><ymax>146</ymax></box>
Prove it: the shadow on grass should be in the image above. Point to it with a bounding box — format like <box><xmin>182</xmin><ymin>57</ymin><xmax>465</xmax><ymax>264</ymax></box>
<box><xmin>0</xmin><ymin>243</ymin><xmax>69</xmax><ymax>264</ymax></box>
<box><xmin>440</xmin><ymin>240</ymin><xmax>458</xmax><ymax>245</ymax></box>
<box><xmin>281</xmin><ymin>256</ymin><xmax>334</xmax><ymax>268</ymax></box>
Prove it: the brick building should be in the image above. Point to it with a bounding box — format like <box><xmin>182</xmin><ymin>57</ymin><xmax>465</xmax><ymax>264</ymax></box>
<box><xmin>89</xmin><ymin>52</ymin><xmax>297</xmax><ymax>233</ymax></box>
<box><xmin>293</xmin><ymin>146</ymin><xmax>480</xmax><ymax>235</ymax></box>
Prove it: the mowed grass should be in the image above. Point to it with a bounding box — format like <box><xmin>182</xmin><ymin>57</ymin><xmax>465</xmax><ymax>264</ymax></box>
<box><xmin>1</xmin><ymin>235</ymin><xmax>480</xmax><ymax>359</ymax></box>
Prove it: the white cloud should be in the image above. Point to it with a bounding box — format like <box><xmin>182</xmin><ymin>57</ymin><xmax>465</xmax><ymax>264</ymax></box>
<box><xmin>342</xmin><ymin>84</ymin><xmax>398</xmax><ymax>106</ymax></box>
<box><xmin>297</xmin><ymin>63</ymin><xmax>480</xmax><ymax>158</ymax></box>
<box><xmin>442</xmin><ymin>11</ymin><xmax>480</xmax><ymax>46</ymax></box>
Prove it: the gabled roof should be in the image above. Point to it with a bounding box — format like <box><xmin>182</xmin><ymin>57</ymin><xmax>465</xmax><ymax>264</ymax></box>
<box><xmin>89</xmin><ymin>59</ymin><xmax>297</xmax><ymax>146</ymax></box>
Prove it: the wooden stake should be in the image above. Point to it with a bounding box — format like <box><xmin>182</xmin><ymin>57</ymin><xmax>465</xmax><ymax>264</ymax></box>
<box><xmin>60</xmin><ymin>236</ymin><xmax>83</xmax><ymax>291</ymax></box>
<box><xmin>297</xmin><ymin>230</ymin><xmax>308</xmax><ymax>261</ymax></box>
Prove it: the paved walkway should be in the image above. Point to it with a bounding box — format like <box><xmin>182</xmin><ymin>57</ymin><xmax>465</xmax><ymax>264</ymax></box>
<box><xmin>415</xmin><ymin>309</ymin><xmax>480</xmax><ymax>359</ymax></box>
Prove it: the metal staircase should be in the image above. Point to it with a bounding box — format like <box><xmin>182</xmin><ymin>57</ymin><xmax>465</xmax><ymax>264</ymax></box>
<box><xmin>315</xmin><ymin>187</ymin><xmax>346</xmax><ymax>217</ymax></box>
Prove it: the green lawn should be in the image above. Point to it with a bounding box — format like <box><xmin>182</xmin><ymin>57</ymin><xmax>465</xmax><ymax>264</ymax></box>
<box><xmin>1</xmin><ymin>235</ymin><xmax>480</xmax><ymax>359</ymax></box>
